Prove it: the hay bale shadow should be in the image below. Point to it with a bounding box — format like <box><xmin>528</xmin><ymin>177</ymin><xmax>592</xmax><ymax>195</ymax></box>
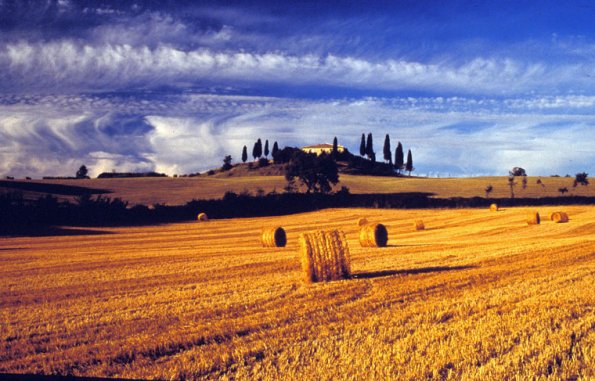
<box><xmin>352</xmin><ymin>265</ymin><xmax>477</xmax><ymax>280</ymax></box>
<box><xmin>0</xmin><ymin>226</ymin><xmax>114</xmax><ymax>238</ymax></box>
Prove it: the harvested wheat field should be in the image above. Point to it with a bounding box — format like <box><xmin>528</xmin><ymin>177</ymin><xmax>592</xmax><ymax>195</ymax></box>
<box><xmin>1</xmin><ymin>206</ymin><xmax>594</xmax><ymax>380</ymax></box>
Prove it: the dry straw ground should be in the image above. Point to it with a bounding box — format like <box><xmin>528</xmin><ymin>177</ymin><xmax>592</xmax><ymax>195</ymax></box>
<box><xmin>1</xmin><ymin>206</ymin><xmax>594</xmax><ymax>380</ymax></box>
<box><xmin>28</xmin><ymin>175</ymin><xmax>594</xmax><ymax>205</ymax></box>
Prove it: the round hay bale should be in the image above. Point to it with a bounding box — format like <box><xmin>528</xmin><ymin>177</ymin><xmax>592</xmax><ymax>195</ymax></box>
<box><xmin>299</xmin><ymin>230</ymin><xmax>351</xmax><ymax>283</ymax></box>
<box><xmin>261</xmin><ymin>227</ymin><xmax>287</xmax><ymax>247</ymax></box>
<box><xmin>527</xmin><ymin>211</ymin><xmax>540</xmax><ymax>225</ymax></box>
<box><xmin>357</xmin><ymin>218</ymin><xmax>368</xmax><ymax>227</ymax></box>
<box><xmin>414</xmin><ymin>220</ymin><xmax>425</xmax><ymax>231</ymax></box>
<box><xmin>550</xmin><ymin>212</ymin><xmax>569</xmax><ymax>223</ymax></box>
<box><xmin>197</xmin><ymin>212</ymin><xmax>208</xmax><ymax>222</ymax></box>
<box><xmin>359</xmin><ymin>223</ymin><xmax>388</xmax><ymax>247</ymax></box>
<box><xmin>490</xmin><ymin>203</ymin><xmax>499</xmax><ymax>212</ymax></box>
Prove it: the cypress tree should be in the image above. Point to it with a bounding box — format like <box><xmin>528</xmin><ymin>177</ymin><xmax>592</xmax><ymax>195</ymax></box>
<box><xmin>366</xmin><ymin>133</ymin><xmax>374</xmax><ymax>158</ymax></box>
<box><xmin>264</xmin><ymin>140</ymin><xmax>269</xmax><ymax>158</ymax></box>
<box><xmin>252</xmin><ymin>139</ymin><xmax>262</xmax><ymax>160</ymax></box>
<box><xmin>383</xmin><ymin>134</ymin><xmax>391</xmax><ymax>163</ymax></box>
<box><xmin>332</xmin><ymin>136</ymin><xmax>338</xmax><ymax>156</ymax></box>
<box><xmin>359</xmin><ymin>133</ymin><xmax>366</xmax><ymax>157</ymax></box>
<box><xmin>405</xmin><ymin>149</ymin><xmax>413</xmax><ymax>175</ymax></box>
<box><xmin>395</xmin><ymin>142</ymin><xmax>404</xmax><ymax>173</ymax></box>
<box><xmin>241</xmin><ymin>145</ymin><xmax>248</xmax><ymax>163</ymax></box>
<box><xmin>272</xmin><ymin>141</ymin><xmax>279</xmax><ymax>158</ymax></box>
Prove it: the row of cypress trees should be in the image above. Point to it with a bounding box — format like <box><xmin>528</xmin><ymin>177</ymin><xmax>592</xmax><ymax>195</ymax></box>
<box><xmin>241</xmin><ymin>139</ymin><xmax>280</xmax><ymax>162</ymax></box>
<box><xmin>359</xmin><ymin>133</ymin><xmax>413</xmax><ymax>175</ymax></box>
<box><xmin>239</xmin><ymin>133</ymin><xmax>413</xmax><ymax>175</ymax></box>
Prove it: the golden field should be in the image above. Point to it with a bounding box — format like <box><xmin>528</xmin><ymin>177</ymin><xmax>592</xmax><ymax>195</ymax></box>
<box><xmin>1</xmin><ymin>205</ymin><xmax>594</xmax><ymax>380</ymax></box>
<box><xmin>26</xmin><ymin>174</ymin><xmax>594</xmax><ymax>205</ymax></box>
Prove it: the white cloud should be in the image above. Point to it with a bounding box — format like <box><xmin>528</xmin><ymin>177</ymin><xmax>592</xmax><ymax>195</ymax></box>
<box><xmin>145</xmin><ymin>116</ymin><xmax>223</xmax><ymax>175</ymax></box>
<box><xmin>2</xmin><ymin>40</ymin><xmax>593</xmax><ymax>95</ymax></box>
<box><xmin>1</xmin><ymin>94</ymin><xmax>594</xmax><ymax>179</ymax></box>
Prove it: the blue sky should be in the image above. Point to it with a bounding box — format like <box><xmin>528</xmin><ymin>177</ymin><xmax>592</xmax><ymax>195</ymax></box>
<box><xmin>1</xmin><ymin>0</ymin><xmax>594</xmax><ymax>178</ymax></box>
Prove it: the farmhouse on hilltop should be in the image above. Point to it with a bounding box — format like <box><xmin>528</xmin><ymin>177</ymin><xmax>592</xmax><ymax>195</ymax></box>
<box><xmin>302</xmin><ymin>143</ymin><xmax>345</xmax><ymax>156</ymax></box>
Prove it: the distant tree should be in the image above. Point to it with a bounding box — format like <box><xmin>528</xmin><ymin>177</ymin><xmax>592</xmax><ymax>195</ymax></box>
<box><xmin>285</xmin><ymin>151</ymin><xmax>339</xmax><ymax>194</ymax></box>
<box><xmin>383</xmin><ymin>134</ymin><xmax>391</xmax><ymax>163</ymax></box>
<box><xmin>536</xmin><ymin>178</ymin><xmax>545</xmax><ymax>189</ymax></box>
<box><xmin>264</xmin><ymin>140</ymin><xmax>270</xmax><ymax>158</ymax></box>
<box><xmin>76</xmin><ymin>165</ymin><xmax>89</xmax><ymax>179</ymax></box>
<box><xmin>273</xmin><ymin>146</ymin><xmax>301</xmax><ymax>164</ymax></box>
<box><xmin>241</xmin><ymin>145</ymin><xmax>248</xmax><ymax>163</ymax></box>
<box><xmin>485</xmin><ymin>184</ymin><xmax>493</xmax><ymax>198</ymax></box>
<box><xmin>366</xmin><ymin>133</ymin><xmax>374</xmax><ymax>159</ymax></box>
<box><xmin>394</xmin><ymin>142</ymin><xmax>404</xmax><ymax>173</ymax></box>
<box><xmin>405</xmin><ymin>149</ymin><xmax>413</xmax><ymax>175</ymax></box>
<box><xmin>252</xmin><ymin>141</ymin><xmax>258</xmax><ymax>160</ymax></box>
<box><xmin>558</xmin><ymin>187</ymin><xmax>568</xmax><ymax>195</ymax></box>
<box><xmin>510</xmin><ymin>167</ymin><xmax>527</xmax><ymax>177</ymax></box>
<box><xmin>359</xmin><ymin>133</ymin><xmax>366</xmax><ymax>157</ymax></box>
<box><xmin>370</xmin><ymin>151</ymin><xmax>376</xmax><ymax>163</ymax></box>
<box><xmin>522</xmin><ymin>175</ymin><xmax>528</xmax><ymax>190</ymax></box>
<box><xmin>573</xmin><ymin>172</ymin><xmax>589</xmax><ymax>187</ymax></box>
<box><xmin>332</xmin><ymin>136</ymin><xmax>339</xmax><ymax>156</ymax></box>
<box><xmin>272</xmin><ymin>141</ymin><xmax>279</xmax><ymax>158</ymax></box>
<box><xmin>507</xmin><ymin>174</ymin><xmax>517</xmax><ymax>198</ymax></box>
<box><xmin>222</xmin><ymin>155</ymin><xmax>233</xmax><ymax>171</ymax></box>
<box><xmin>252</xmin><ymin>138</ymin><xmax>262</xmax><ymax>160</ymax></box>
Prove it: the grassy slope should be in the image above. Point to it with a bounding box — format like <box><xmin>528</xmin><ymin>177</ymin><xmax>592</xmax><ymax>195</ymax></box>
<box><xmin>0</xmin><ymin>206</ymin><xmax>594</xmax><ymax>379</ymax></box>
<box><xmin>6</xmin><ymin>174</ymin><xmax>593</xmax><ymax>205</ymax></box>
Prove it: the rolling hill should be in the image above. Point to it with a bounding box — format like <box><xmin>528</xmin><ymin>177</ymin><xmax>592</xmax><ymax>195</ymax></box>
<box><xmin>1</xmin><ymin>174</ymin><xmax>592</xmax><ymax>206</ymax></box>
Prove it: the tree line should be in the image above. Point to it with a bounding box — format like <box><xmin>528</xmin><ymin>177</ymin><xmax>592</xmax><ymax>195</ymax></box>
<box><xmin>241</xmin><ymin>139</ymin><xmax>280</xmax><ymax>162</ymax></box>
<box><xmin>240</xmin><ymin>132</ymin><xmax>414</xmax><ymax>175</ymax></box>
<box><xmin>358</xmin><ymin>133</ymin><xmax>413</xmax><ymax>175</ymax></box>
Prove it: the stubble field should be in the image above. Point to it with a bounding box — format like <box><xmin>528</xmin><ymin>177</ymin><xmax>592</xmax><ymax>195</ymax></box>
<box><xmin>1</xmin><ymin>205</ymin><xmax>594</xmax><ymax>380</ymax></box>
<box><xmin>15</xmin><ymin>174</ymin><xmax>593</xmax><ymax>205</ymax></box>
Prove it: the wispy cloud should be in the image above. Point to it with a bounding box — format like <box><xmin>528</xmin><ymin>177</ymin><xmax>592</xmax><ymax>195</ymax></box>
<box><xmin>1</xmin><ymin>94</ymin><xmax>593</xmax><ymax>178</ymax></box>
<box><xmin>2</xmin><ymin>40</ymin><xmax>593</xmax><ymax>96</ymax></box>
<box><xmin>1</xmin><ymin>2</ymin><xmax>594</xmax><ymax>179</ymax></box>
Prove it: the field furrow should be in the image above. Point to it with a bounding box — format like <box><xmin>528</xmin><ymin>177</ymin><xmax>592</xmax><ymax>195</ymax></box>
<box><xmin>1</xmin><ymin>206</ymin><xmax>594</xmax><ymax>380</ymax></box>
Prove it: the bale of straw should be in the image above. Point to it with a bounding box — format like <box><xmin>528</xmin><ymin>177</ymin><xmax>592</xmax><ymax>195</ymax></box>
<box><xmin>550</xmin><ymin>212</ymin><xmax>569</xmax><ymax>223</ymax></box>
<box><xmin>527</xmin><ymin>211</ymin><xmax>540</xmax><ymax>225</ymax></box>
<box><xmin>490</xmin><ymin>203</ymin><xmax>499</xmax><ymax>212</ymax></box>
<box><xmin>197</xmin><ymin>212</ymin><xmax>208</xmax><ymax>222</ymax></box>
<box><xmin>299</xmin><ymin>230</ymin><xmax>351</xmax><ymax>283</ymax></box>
<box><xmin>414</xmin><ymin>220</ymin><xmax>425</xmax><ymax>231</ymax></box>
<box><xmin>359</xmin><ymin>223</ymin><xmax>388</xmax><ymax>247</ymax></box>
<box><xmin>357</xmin><ymin>218</ymin><xmax>368</xmax><ymax>227</ymax></box>
<box><xmin>261</xmin><ymin>227</ymin><xmax>287</xmax><ymax>247</ymax></box>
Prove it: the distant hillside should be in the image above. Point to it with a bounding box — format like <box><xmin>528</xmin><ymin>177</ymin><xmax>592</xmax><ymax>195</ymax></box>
<box><xmin>2</xmin><ymin>175</ymin><xmax>592</xmax><ymax>206</ymax></box>
<box><xmin>211</xmin><ymin>162</ymin><xmax>287</xmax><ymax>178</ymax></box>
<box><xmin>97</xmin><ymin>171</ymin><xmax>168</xmax><ymax>178</ymax></box>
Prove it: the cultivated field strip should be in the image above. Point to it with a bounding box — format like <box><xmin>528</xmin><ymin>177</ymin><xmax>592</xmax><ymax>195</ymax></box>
<box><xmin>26</xmin><ymin>175</ymin><xmax>594</xmax><ymax>205</ymax></box>
<box><xmin>1</xmin><ymin>206</ymin><xmax>594</xmax><ymax>380</ymax></box>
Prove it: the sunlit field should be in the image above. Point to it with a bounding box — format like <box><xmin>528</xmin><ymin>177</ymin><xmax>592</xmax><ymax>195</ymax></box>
<box><xmin>23</xmin><ymin>174</ymin><xmax>595</xmax><ymax>205</ymax></box>
<box><xmin>1</xmin><ymin>205</ymin><xmax>594</xmax><ymax>380</ymax></box>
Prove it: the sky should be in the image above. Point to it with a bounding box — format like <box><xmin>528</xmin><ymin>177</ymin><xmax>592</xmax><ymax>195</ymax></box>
<box><xmin>1</xmin><ymin>0</ymin><xmax>594</xmax><ymax>178</ymax></box>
